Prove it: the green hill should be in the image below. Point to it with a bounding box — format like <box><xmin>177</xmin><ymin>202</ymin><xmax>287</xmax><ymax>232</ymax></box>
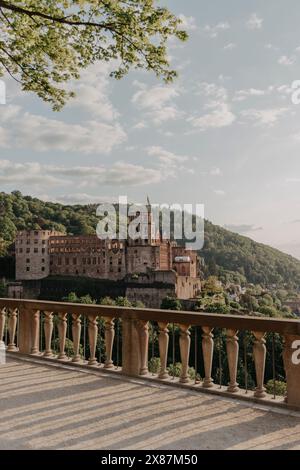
<box><xmin>1</xmin><ymin>191</ymin><xmax>300</xmax><ymax>290</ymax></box>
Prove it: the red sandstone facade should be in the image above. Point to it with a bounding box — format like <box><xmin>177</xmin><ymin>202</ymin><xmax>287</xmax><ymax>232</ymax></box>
<box><xmin>15</xmin><ymin>211</ymin><xmax>201</xmax><ymax>301</ymax></box>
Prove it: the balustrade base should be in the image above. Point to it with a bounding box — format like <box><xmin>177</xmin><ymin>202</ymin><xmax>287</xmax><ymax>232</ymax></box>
<box><xmin>203</xmin><ymin>379</ymin><xmax>214</xmax><ymax>388</ymax></box>
<box><xmin>6</xmin><ymin>351</ymin><xmax>300</xmax><ymax>414</ymax></box>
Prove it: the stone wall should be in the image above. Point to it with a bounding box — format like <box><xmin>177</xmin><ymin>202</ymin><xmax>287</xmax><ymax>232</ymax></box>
<box><xmin>125</xmin><ymin>285</ymin><xmax>175</xmax><ymax>309</ymax></box>
<box><xmin>15</xmin><ymin>230</ymin><xmax>62</xmax><ymax>281</ymax></box>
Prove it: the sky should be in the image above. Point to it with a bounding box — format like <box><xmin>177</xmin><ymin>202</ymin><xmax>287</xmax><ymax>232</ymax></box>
<box><xmin>1</xmin><ymin>0</ymin><xmax>300</xmax><ymax>258</ymax></box>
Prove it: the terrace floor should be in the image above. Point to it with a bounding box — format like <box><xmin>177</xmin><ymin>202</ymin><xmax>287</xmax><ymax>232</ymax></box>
<box><xmin>1</xmin><ymin>357</ymin><xmax>300</xmax><ymax>450</ymax></box>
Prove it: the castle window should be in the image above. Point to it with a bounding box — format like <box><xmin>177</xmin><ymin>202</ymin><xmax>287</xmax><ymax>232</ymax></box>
<box><xmin>42</xmin><ymin>240</ymin><xmax>46</xmax><ymax>245</ymax></box>
<box><xmin>34</xmin><ymin>248</ymin><xmax>38</xmax><ymax>253</ymax></box>
<box><xmin>26</xmin><ymin>248</ymin><xmax>30</xmax><ymax>254</ymax></box>
<box><xmin>19</xmin><ymin>248</ymin><xmax>23</xmax><ymax>254</ymax></box>
<box><xmin>42</xmin><ymin>258</ymin><xmax>45</xmax><ymax>263</ymax></box>
<box><xmin>41</xmin><ymin>267</ymin><xmax>45</xmax><ymax>272</ymax></box>
<box><xmin>93</xmin><ymin>258</ymin><xmax>96</xmax><ymax>265</ymax></box>
<box><xmin>26</xmin><ymin>267</ymin><xmax>30</xmax><ymax>272</ymax></box>
<box><xmin>26</xmin><ymin>240</ymin><xmax>30</xmax><ymax>245</ymax></box>
<box><xmin>34</xmin><ymin>239</ymin><xmax>38</xmax><ymax>244</ymax></box>
<box><xmin>34</xmin><ymin>231</ymin><xmax>38</xmax><ymax>236</ymax></box>
<box><xmin>73</xmin><ymin>258</ymin><xmax>77</xmax><ymax>265</ymax></box>
<box><xmin>42</xmin><ymin>248</ymin><xmax>45</xmax><ymax>254</ymax></box>
<box><xmin>118</xmin><ymin>268</ymin><xmax>121</xmax><ymax>273</ymax></box>
<box><xmin>87</xmin><ymin>258</ymin><xmax>91</xmax><ymax>265</ymax></box>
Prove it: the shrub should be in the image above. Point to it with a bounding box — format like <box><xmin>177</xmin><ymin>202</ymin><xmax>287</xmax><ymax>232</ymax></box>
<box><xmin>206</xmin><ymin>303</ymin><xmax>230</xmax><ymax>314</ymax></box>
<box><xmin>167</xmin><ymin>362</ymin><xmax>199</xmax><ymax>380</ymax></box>
<box><xmin>161</xmin><ymin>296</ymin><xmax>182</xmax><ymax>311</ymax></box>
<box><xmin>52</xmin><ymin>338</ymin><xmax>83</xmax><ymax>358</ymax></box>
<box><xmin>148</xmin><ymin>357</ymin><xmax>161</xmax><ymax>374</ymax></box>
<box><xmin>266</xmin><ymin>379</ymin><xmax>286</xmax><ymax>396</ymax></box>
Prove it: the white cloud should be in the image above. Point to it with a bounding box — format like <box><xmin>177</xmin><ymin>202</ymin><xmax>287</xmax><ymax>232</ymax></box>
<box><xmin>285</xmin><ymin>177</ymin><xmax>300</xmax><ymax>183</ymax></box>
<box><xmin>189</xmin><ymin>103</ymin><xmax>236</xmax><ymax>131</ymax></box>
<box><xmin>178</xmin><ymin>14</ymin><xmax>197</xmax><ymax>31</ymax></box>
<box><xmin>146</xmin><ymin>146</ymin><xmax>193</xmax><ymax>177</ymax></box>
<box><xmin>46</xmin><ymin>193</ymin><xmax>118</xmax><ymax>205</ymax></box>
<box><xmin>210</xmin><ymin>167</ymin><xmax>222</xmax><ymax>176</ymax></box>
<box><xmin>233</xmin><ymin>88</ymin><xmax>267</xmax><ymax>102</ymax></box>
<box><xmin>132</xmin><ymin>84</ymin><xmax>183</xmax><ymax>124</ymax></box>
<box><xmin>278</xmin><ymin>55</ymin><xmax>296</xmax><ymax>66</ymax></box>
<box><xmin>132</xmin><ymin>121</ymin><xmax>147</xmax><ymax>130</ymax></box>
<box><xmin>218</xmin><ymin>74</ymin><xmax>232</xmax><ymax>82</ymax></box>
<box><xmin>265</xmin><ymin>44</ymin><xmax>279</xmax><ymax>51</ymax></box>
<box><xmin>214</xmin><ymin>189</ymin><xmax>226</xmax><ymax>196</ymax></box>
<box><xmin>203</xmin><ymin>22</ymin><xmax>230</xmax><ymax>38</ymax></box>
<box><xmin>66</xmin><ymin>63</ymin><xmax>119</xmax><ymax>121</ymax></box>
<box><xmin>0</xmin><ymin>159</ymin><xmax>163</xmax><ymax>189</ymax></box>
<box><xmin>223</xmin><ymin>43</ymin><xmax>236</xmax><ymax>50</ymax></box>
<box><xmin>190</xmin><ymin>82</ymin><xmax>236</xmax><ymax>131</ymax></box>
<box><xmin>241</xmin><ymin>107</ymin><xmax>288</xmax><ymax>127</ymax></box>
<box><xmin>246</xmin><ymin>13</ymin><xmax>263</xmax><ymax>30</ymax></box>
<box><xmin>0</xmin><ymin>105</ymin><xmax>126</xmax><ymax>154</ymax></box>
<box><xmin>196</xmin><ymin>82</ymin><xmax>228</xmax><ymax>101</ymax></box>
<box><xmin>276</xmin><ymin>84</ymin><xmax>293</xmax><ymax>97</ymax></box>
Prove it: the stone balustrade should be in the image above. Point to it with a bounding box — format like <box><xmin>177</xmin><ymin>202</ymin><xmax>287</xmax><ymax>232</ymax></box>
<box><xmin>0</xmin><ymin>298</ymin><xmax>300</xmax><ymax>409</ymax></box>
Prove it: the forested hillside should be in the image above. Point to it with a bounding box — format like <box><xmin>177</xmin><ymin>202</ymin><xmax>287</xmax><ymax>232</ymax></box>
<box><xmin>1</xmin><ymin>191</ymin><xmax>300</xmax><ymax>290</ymax></box>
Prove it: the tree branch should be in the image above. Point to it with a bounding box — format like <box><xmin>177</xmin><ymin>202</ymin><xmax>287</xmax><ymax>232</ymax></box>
<box><xmin>0</xmin><ymin>0</ymin><xmax>117</xmax><ymax>30</ymax></box>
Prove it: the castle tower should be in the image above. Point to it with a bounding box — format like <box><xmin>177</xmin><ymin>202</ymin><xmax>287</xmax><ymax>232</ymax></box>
<box><xmin>15</xmin><ymin>230</ymin><xmax>63</xmax><ymax>280</ymax></box>
<box><xmin>127</xmin><ymin>198</ymin><xmax>158</xmax><ymax>247</ymax></box>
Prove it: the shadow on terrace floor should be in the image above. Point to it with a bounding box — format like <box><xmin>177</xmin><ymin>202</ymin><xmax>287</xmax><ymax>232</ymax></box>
<box><xmin>1</xmin><ymin>358</ymin><xmax>300</xmax><ymax>450</ymax></box>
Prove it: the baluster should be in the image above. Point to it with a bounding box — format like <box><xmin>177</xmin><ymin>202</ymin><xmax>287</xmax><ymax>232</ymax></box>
<box><xmin>202</xmin><ymin>326</ymin><xmax>214</xmax><ymax>388</ymax></box>
<box><xmin>88</xmin><ymin>314</ymin><xmax>98</xmax><ymax>366</ymax></box>
<box><xmin>0</xmin><ymin>308</ymin><xmax>6</xmax><ymax>346</ymax></box>
<box><xmin>158</xmin><ymin>322</ymin><xmax>169</xmax><ymax>379</ymax></box>
<box><xmin>31</xmin><ymin>310</ymin><xmax>40</xmax><ymax>355</ymax></box>
<box><xmin>72</xmin><ymin>313</ymin><xmax>82</xmax><ymax>363</ymax></box>
<box><xmin>43</xmin><ymin>311</ymin><xmax>54</xmax><ymax>357</ymax></box>
<box><xmin>7</xmin><ymin>309</ymin><xmax>18</xmax><ymax>352</ymax></box>
<box><xmin>138</xmin><ymin>320</ymin><xmax>149</xmax><ymax>375</ymax></box>
<box><xmin>179</xmin><ymin>324</ymin><xmax>191</xmax><ymax>383</ymax></box>
<box><xmin>226</xmin><ymin>329</ymin><xmax>239</xmax><ymax>393</ymax></box>
<box><xmin>103</xmin><ymin>317</ymin><xmax>115</xmax><ymax>368</ymax></box>
<box><xmin>252</xmin><ymin>331</ymin><xmax>267</xmax><ymax>398</ymax></box>
<box><xmin>58</xmin><ymin>313</ymin><xmax>68</xmax><ymax>360</ymax></box>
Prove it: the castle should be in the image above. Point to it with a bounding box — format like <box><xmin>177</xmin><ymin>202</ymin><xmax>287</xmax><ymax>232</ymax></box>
<box><xmin>13</xmin><ymin>206</ymin><xmax>201</xmax><ymax>306</ymax></box>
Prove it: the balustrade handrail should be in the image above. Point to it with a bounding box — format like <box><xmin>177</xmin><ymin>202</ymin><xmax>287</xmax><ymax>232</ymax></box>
<box><xmin>0</xmin><ymin>297</ymin><xmax>300</xmax><ymax>334</ymax></box>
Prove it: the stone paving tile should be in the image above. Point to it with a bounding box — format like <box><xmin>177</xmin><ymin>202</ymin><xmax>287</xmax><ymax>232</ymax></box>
<box><xmin>1</xmin><ymin>359</ymin><xmax>300</xmax><ymax>450</ymax></box>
